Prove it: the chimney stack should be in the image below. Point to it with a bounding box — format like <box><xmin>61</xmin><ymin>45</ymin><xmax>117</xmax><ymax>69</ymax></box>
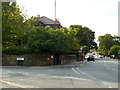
<box><xmin>37</xmin><ymin>14</ymin><xmax>40</xmax><ymax>21</ymax></box>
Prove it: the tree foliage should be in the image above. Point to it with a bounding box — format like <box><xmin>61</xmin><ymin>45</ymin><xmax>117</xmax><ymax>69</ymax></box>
<box><xmin>2</xmin><ymin>2</ymin><xmax>26</xmax><ymax>47</ymax></box>
<box><xmin>113</xmin><ymin>36</ymin><xmax>120</xmax><ymax>45</ymax></box>
<box><xmin>69</xmin><ymin>25</ymin><xmax>97</xmax><ymax>49</ymax></box>
<box><xmin>27</xmin><ymin>26</ymin><xmax>79</xmax><ymax>54</ymax></box>
<box><xmin>108</xmin><ymin>45</ymin><xmax>120</xmax><ymax>56</ymax></box>
<box><xmin>2</xmin><ymin>3</ymin><xmax>97</xmax><ymax>55</ymax></box>
<box><xmin>98</xmin><ymin>34</ymin><xmax>120</xmax><ymax>55</ymax></box>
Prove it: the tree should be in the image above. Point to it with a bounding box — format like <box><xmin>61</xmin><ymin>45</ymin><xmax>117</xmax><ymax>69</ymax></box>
<box><xmin>69</xmin><ymin>25</ymin><xmax>97</xmax><ymax>49</ymax></box>
<box><xmin>24</xmin><ymin>16</ymin><xmax>40</xmax><ymax>29</ymax></box>
<box><xmin>27</xmin><ymin>26</ymin><xmax>76</xmax><ymax>54</ymax></box>
<box><xmin>98</xmin><ymin>34</ymin><xmax>115</xmax><ymax>55</ymax></box>
<box><xmin>2</xmin><ymin>2</ymin><xmax>26</xmax><ymax>47</ymax></box>
<box><xmin>113</xmin><ymin>36</ymin><xmax>120</xmax><ymax>45</ymax></box>
<box><xmin>108</xmin><ymin>45</ymin><xmax>120</xmax><ymax>57</ymax></box>
<box><xmin>64</xmin><ymin>27</ymin><xmax>80</xmax><ymax>51</ymax></box>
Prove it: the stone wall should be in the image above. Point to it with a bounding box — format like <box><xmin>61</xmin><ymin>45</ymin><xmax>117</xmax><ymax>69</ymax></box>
<box><xmin>2</xmin><ymin>54</ymin><xmax>77</xmax><ymax>66</ymax></box>
<box><xmin>60</xmin><ymin>55</ymin><xmax>77</xmax><ymax>64</ymax></box>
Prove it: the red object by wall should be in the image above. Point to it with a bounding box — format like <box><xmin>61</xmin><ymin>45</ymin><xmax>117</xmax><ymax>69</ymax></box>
<box><xmin>47</xmin><ymin>56</ymin><xmax>50</xmax><ymax>63</ymax></box>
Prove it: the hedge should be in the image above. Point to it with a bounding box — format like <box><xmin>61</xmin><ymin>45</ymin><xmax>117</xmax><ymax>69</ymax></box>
<box><xmin>2</xmin><ymin>46</ymin><xmax>33</xmax><ymax>55</ymax></box>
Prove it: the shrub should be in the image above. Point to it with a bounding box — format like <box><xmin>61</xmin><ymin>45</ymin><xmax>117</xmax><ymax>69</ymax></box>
<box><xmin>109</xmin><ymin>45</ymin><xmax>120</xmax><ymax>56</ymax></box>
<box><xmin>2</xmin><ymin>46</ymin><xmax>32</xmax><ymax>55</ymax></box>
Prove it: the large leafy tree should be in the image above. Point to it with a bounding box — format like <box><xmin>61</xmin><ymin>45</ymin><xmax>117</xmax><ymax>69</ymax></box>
<box><xmin>2</xmin><ymin>2</ymin><xmax>26</xmax><ymax>47</ymax></box>
<box><xmin>27</xmin><ymin>26</ymin><xmax>76</xmax><ymax>54</ymax></box>
<box><xmin>69</xmin><ymin>25</ymin><xmax>97</xmax><ymax>49</ymax></box>
<box><xmin>23</xmin><ymin>16</ymin><xmax>41</xmax><ymax>46</ymax></box>
<box><xmin>98</xmin><ymin>34</ymin><xmax>115</xmax><ymax>55</ymax></box>
<box><xmin>27</xmin><ymin>26</ymin><xmax>50</xmax><ymax>52</ymax></box>
<box><xmin>61</xmin><ymin>27</ymin><xmax>80</xmax><ymax>52</ymax></box>
<box><xmin>24</xmin><ymin>16</ymin><xmax>40</xmax><ymax>30</ymax></box>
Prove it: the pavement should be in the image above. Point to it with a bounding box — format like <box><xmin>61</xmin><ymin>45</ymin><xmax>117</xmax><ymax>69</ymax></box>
<box><xmin>58</xmin><ymin>60</ymin><xmax>87</xmax><ymax>68</ymax></box>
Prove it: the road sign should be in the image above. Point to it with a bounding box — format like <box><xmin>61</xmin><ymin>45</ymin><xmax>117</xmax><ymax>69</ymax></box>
<box><xmin>51</xmin><ymin>56</ymin><xmax>53</xmax><ymax>58</ymax></box>
<box><xmin>80</xmin><ymin>47</ymin><xmax>83</xmax><ymax>50</ymax></box>
<box><xmin>17</xmin><ymin>58</ymin><xmax>24</xmax><ymax>60</ymax></box>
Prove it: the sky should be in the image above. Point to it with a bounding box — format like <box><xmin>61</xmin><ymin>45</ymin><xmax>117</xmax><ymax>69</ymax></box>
<box><xmin>16</xmin><ymin>0</ymin><xmax>119</xmax><ymax>43</ymax></box>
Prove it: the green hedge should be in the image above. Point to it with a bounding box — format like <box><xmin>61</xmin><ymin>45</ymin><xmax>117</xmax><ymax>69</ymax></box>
<box><xmin>2</xmin><ymin>46</ymin><xmax>33</xmax><ymax>55</ymax></box>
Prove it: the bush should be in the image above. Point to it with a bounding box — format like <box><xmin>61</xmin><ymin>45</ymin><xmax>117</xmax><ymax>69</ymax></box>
<box><xmin>2</xmin><ymin>46</ymin><xmax>32</xmax><ymax>55</ymax></box>
<box><xmin>109</xmin><ymin>45</ymin><xmax>120</xmax><ymax>57</ymax></box>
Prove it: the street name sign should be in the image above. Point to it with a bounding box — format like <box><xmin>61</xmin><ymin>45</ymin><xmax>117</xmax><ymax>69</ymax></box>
<box><xmin>17</xmin><ymin>58</ymin><xmax>24</xmax><ymax>60</ymax></box>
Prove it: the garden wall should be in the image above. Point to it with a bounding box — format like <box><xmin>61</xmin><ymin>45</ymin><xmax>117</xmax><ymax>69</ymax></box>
<box><xmin>2</xmin><ymin>54</ymin><xmax>77</xmax><ymax>66</ymax></box>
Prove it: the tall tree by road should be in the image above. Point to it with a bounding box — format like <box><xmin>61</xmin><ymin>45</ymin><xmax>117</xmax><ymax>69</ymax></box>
<box><xmin>69</xmin><ymin>25</ymin><xmax>97</xmax><ymax>49</ymax></box>
<box><xmin>2</xmin><ymin>2</ymin><xmax>26</xmax><ymax>47</ymax></box>
<box><xmin>98</xmin><ymin>34</ymin><xmax>115</xmax><ymax>55</ymax></box>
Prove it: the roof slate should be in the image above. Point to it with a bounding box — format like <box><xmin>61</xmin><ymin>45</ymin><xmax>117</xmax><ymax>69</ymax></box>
<box><xmin>40</xmin><ymin>16</ymin><xmax>60</xmax><ymax>25</ymax></box>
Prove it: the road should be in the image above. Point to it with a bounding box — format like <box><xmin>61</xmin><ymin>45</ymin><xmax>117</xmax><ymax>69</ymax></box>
<box><xmin>1</xmin><ymin>58</ymin><xmax>119</xmax><ymax>88</ymax></box>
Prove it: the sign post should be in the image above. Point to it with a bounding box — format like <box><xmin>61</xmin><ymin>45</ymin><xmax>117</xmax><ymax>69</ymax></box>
<box><xmin>17</xmin><ymin>57</ymin><xmax>24</xmax><ymax>66</ymax></box>
<box><xmin>80</xmin><ymin>47</ymin><xmax>84</xmax><ymax>63</ymax></box>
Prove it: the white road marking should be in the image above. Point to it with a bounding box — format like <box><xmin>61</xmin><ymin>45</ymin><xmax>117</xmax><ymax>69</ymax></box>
<box><xmin>72</xmin><ymin>68</ymin><xmax>79</xmax><ymax>74</ymax></box>
<box><xmin>104</xmin><ymin>61</ymin><xmax>119</xmax><ymax>72</ymax></box>
<box><xmin>101</xmin><ymin>80</ymin><xmax>118</xmax><ymax>88</ymax></box>
<box><xmin>76</xmin><ymin>68</ymin><xmax>96</xmax><ymax>80</ymax></box>
<box><xmin>1</xmin><ymin>80</ymin><xmax>36</xmax><ymax>88</ymax></box>
<box><xmin>108</xmin><ymin>86</ymin><xmax>113</xmax><ymax>88</ymax></box>
<box><xmin>102</xmin><ymin>81</ymin><xmax>112</xmax><ymax>88</ymax></box>
<box><xmin>50</xmin><ymin>75</ymin><xmax>88</xmax><ymax>81</ymax></box>
<box><xmin>72</xmin><ymin>67</ymin><xmax>96</xmax><ymax>80</ymax></box>
<box><xmin>73</xmin><ymin>67</ymin><xmax>113</xmax><ymax>88</ymax></box>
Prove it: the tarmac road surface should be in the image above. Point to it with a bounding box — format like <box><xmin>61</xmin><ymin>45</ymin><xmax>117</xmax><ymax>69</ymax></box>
<box><xmin>1</xmin><ymin>58</ymin><xmax>119</xmax><ymax>88</ymax></box>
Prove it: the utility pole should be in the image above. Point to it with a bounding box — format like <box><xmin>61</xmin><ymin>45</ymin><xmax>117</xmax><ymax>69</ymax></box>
<box><xmin>53</xmin><ymin>0</ymin><xmax>56</xmax><ymax>65</ymax></box>
<box><xmin>55</xmin><ymin>0</ymin><xmax>56</xmax><ymax>21</ymax></box>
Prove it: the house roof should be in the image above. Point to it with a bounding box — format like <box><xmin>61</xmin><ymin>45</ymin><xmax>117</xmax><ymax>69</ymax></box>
<box><xmin>40</xmin><ymin>16</ymin><xmax>60</xmax><ymax>25</ymax></box>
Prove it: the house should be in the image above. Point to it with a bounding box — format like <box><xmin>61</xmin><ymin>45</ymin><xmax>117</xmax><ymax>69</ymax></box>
<box><xmin>35</xmin><ymin>15</ymin><xmax>62</xmax><ymax>29</ymax></box>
